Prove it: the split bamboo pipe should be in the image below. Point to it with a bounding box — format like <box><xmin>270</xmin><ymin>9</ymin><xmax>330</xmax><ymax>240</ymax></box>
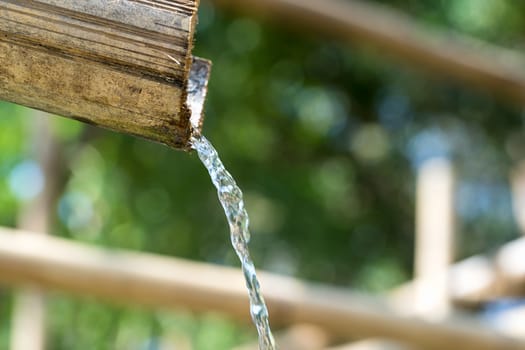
<box><xmin>0</xmin><ymin>0</ymin><xmax>210</xmax><ymax>149</ymax></box>
<box><xmin>0</xmin><ymin>228</ymin><xmax>523</xmax><ymax>350</ymax></box>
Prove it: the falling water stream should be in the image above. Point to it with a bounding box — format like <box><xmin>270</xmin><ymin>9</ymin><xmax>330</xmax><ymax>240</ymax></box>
<box><xmin>191</xmin><ymin>134</ymin><xmax>277</xmax><ymax>350</ymax></box>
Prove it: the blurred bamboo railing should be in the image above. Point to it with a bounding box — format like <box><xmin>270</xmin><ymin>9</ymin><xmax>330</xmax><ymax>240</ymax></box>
<box><xmin>213</xmin><ymin>0</ymin><xmax>525</xmax><ymax>105</ymax></box>
<box><xmin>327</xmin><ymin>339</ymin><xmax>411</xmax><ymax>350</ymax></box>
<box><xmin>512</xmin><ymin>161</ymin><xmax>525</xmax><ymax>235</ymax></box>
<box><xmin>235</xmin><ymin>158</ymin><xmax>524</xmax><ymax>350</ymax></box>
<box><xmin>0</xmin><ymin>228</ymin><xmax>524</xmax><ymax>350</ymax></box>
<box><xmin>234</xmin><ymin>324</ymin><xmax>331</xmax><ymax>350</ymax></box>
<box><xmin>390</xmin><ymin>236</ymin><xmax>525</xmax><ymax>310</ymax></box>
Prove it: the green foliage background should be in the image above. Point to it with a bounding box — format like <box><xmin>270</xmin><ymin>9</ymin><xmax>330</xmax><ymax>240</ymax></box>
<box><xmin>1</xmin><ymin>0</ymin><xmax>525</xmax><ymax>348</ymax></box>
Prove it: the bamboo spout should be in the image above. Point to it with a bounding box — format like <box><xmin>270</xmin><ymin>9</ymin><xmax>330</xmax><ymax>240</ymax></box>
<box><xmin>0</xmin><ymin>0</ymin><xmax>211</xmax><ymax>150</ymax></box>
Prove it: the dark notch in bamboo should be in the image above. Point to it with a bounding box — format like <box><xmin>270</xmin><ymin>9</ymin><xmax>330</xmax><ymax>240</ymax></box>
<box><xmin>0</xmin><ymin>0</ymin><xmax>211</xmax><ymax>149</ymax></box>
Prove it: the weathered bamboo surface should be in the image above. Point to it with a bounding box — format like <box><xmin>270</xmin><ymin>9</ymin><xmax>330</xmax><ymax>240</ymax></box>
<box><xmin>0</xmin><ymin>228</ymin><xmax>524</xmax><ymax>350</ymax></box>
<box><xmin>0</xmin><ymin>0</ymin><xmax>208</xmax><ymax>149</ymax></box>
<box><xmin>213</xmin><ymin>0</ymin><xmax>525</xmax><ymax>105</ymax></box>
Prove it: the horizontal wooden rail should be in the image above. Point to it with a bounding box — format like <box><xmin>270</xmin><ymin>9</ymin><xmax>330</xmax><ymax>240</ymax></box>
<box><xmin>213</xmin><ymin>0</ymin><xmax>525</xmax><ymax>105</ymax></box>
<box><xmin>0</xmin><ymin>0</ymin><xmax>210</xmax><ymax>149</ymax></box>
<box><xmin>327</xmin><ymin>339</ymin><xmax>410</xmax><ymax>350</ymax></box>
<box><xmin>234</xmin><ymin>324</ymin><xmax>331</xmax><ymax>350</ymax></box>
<box><xmin>0</xmin><ymin>228</ymin><xmax>523</xmax><ymax>350</ymax></box>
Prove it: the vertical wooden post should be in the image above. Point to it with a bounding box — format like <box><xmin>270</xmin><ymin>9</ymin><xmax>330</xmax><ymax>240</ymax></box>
<box><xmin>11</xmin><ymin>290</ymin><xmax>46</xmax><ymax>350</ymax></box>
<box><xmin>414</xmin><ymin>158</ymin><xmax>455</xmax><ymax>319</ymax></box>
<box><xmin>511</xmin><ymin>161</ymin><xmax>525</xmax><ymax>235</ymax></box>
<box><xmin>11</xmin><ymin>114</ymin><xmax>61</xmax><ymax>350</ymax></box>
<box><xmin>326</xmin><ymin>339</ymin><xmax>410</xmax><ymax>350</ymax></box>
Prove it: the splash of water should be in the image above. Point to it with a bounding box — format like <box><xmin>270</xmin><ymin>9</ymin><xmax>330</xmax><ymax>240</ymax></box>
<box><xmin>191</xmin><ymin>134</ymin><xmax>277</xmax><ymax>350</ymax></box>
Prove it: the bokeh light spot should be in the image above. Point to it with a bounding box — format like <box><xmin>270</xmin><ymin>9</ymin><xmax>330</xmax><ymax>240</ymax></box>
<box><xmin>7</xmin><ymin>160</ymin><xmax>44</xmax><ymax>200</ymax></box>
<box><xmin>351</xmin><ymin>124</ymin><xmax>390</xmax><ymax>162</ymax></box>
<box><xmin>58</xmin><ymin>192</ymin><xmax>94</xmax><ymax>231</ymax></box>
